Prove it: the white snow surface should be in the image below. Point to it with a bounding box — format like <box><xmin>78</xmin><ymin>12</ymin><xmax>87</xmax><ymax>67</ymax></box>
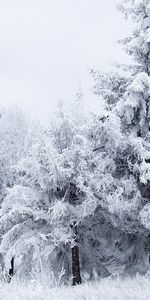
<box><xmin>1</xmin><ymin>275</ymin><xmax>150</xmax><ymax>300</ymax></box>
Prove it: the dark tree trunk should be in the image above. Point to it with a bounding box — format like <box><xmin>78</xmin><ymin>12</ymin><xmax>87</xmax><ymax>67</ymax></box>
<box><xmin>8</xmin><ymin>257</ymin><xmax>14</xmax><ymax>281</ymax></box>
<box><xmin>71</xmin><ymin>223</ymin><xmax>81</xmax><ymax>286</ymax></box>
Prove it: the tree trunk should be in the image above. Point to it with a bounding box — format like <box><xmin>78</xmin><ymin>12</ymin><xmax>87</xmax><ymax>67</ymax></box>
<box><xmin>8</xmin><ymin>257</ymin><xmax>14</xmax><ymax>281</ymax></box>
<box><xmin>71</xmin><ymin>223</ymin><xmax>81</xmax><ymax>286</ymax></box>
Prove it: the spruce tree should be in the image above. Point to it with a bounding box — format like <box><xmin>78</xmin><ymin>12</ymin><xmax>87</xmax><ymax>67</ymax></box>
<box><xmin>90</xmin><ymin>0</ymin><xmax>150</xmax><ymax>274</ymax></box>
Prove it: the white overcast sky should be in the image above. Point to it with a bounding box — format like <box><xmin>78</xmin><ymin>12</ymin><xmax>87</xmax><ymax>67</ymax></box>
<box><xmin>0</xmin><ymin>0</ymin><xmax>131</xmax><ymax>121</ymax></box>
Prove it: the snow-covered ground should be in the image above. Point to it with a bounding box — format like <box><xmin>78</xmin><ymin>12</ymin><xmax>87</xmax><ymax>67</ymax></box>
<box><xmin>1</xmin><ymin>275</ymin><xmax>150</xmax><ymax>300</ymax></box>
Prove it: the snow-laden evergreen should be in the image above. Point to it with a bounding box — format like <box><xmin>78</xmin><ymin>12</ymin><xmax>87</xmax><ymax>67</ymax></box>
<box><xmin>90</xmin><ymin>0</ymin><xmax>150</xmax><ymax>275</ymax></box>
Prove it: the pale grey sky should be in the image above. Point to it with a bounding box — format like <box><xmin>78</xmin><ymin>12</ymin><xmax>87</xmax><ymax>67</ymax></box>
<box><xmin>0</xmin><ymin>0</ymin><xmax>131</xmax><ymax>121</ymax></box>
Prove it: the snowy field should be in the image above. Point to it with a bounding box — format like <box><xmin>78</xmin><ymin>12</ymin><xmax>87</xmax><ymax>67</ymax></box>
<box><xmin>1</xmin><ymin>276</ymin><xmax>150</xmax><ymax>300</ymax></box>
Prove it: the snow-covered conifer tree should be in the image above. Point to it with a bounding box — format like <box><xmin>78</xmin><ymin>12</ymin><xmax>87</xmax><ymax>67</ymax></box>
<box><xmin>89</xmin><ymin>0</ymin><xmax>150</xmax><ymax>275</ymax></box>
<box><xmin>0</xmin><ymin>107</ymin><xmax>29</xmax><ymax>276</ymax></box>
<box><xmin>0</xmin><ymin>103</ymin><xmax>92</xmax><ymax>282</ymax></box>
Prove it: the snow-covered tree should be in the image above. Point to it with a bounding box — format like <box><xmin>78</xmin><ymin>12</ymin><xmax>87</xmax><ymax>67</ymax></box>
<box><xmin>0</xmin><ymin>107</ymin><xmax>29</xmax><ymax>198</ymax></box>
<box><xmin>0</xmin><ymin>103</ymin><xmax>91</xmax><ymax>282</ymax></box>
<box><xmin>89</xmin><ymin>0</ymin><xmax>150</xmax><ymax>275</ymax></box>
<box><xmin>0</xmin><ymin>106</ymin><xmax>29</xmax><ymax>277</ymax></box>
